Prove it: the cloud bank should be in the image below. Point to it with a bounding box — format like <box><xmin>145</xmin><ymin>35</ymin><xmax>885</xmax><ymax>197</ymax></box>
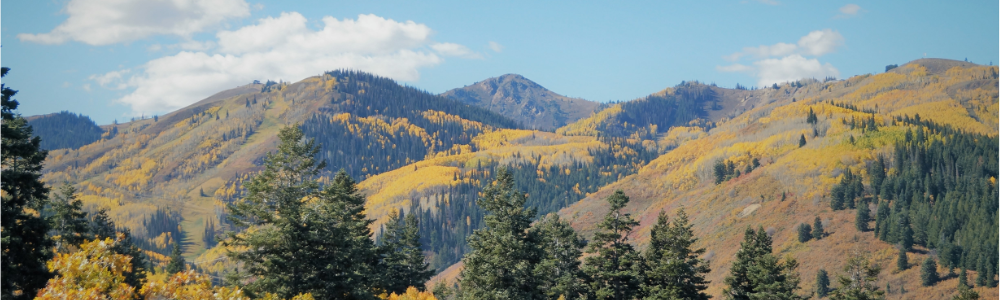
<box><xmin>18</xmin><ymin>0</ymin><xmax>250</xmax><ymax>45</ymax></box>
<box><xmin>86</xmin><ymin>12</ymin><xmax>472</xmax><ymax>114</ymax></box>
<box><xmin>718</xmin><ymin>29</ymin><xmax>843</xmax><ymax>86</ymax></box>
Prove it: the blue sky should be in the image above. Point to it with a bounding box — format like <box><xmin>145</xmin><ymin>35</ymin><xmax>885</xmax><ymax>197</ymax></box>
<box><xmin>3</xmin><ymin>0</ymin><xmax>997</xmax><ymax>125</ymax></box>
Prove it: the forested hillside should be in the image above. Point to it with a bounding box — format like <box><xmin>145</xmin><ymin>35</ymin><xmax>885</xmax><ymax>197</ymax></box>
<box><xmin>21</xmin><ymin>58</ymin><xmax>998</xmax><ymax>300</ymax></box>
<box><xmin>536</xmin><ymin>58</ymin><xmax>999</xmax><ymax>298</ymax></box>
<box><xmin>442</xmin><ymin>74</ymin><xmax>600</xmax><ymax>131</ymax></box>
<box><xmin>26</xmin><ymin>111</ymin><xmax>104</xmax><ymax>150</ymax></box>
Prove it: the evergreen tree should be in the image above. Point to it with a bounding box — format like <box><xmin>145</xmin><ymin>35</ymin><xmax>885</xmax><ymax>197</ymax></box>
<box><xmin>921</xmin><ymin>257</ymin><xmax>939</xmax><ymax>286</ymax></box>
<box><xmin>432</xmin><ymin>281</ymin><xmax>454</xmax><ymax>300</ymax></box>
<box><xmin>897</xmin><ymin>213</ymin><xmax>913</xmax><ymax>252</ymax></box>
<box><xmin>723</xmin><ymin>226</ymin><xmax>803</xmax><ymax>300</ymax></box>
<box><xmin>532</xmin><ymin>213</ymin><xmax>586</xmax><ymax>299</ymax></box>
<box><xmin>812</xmin><ymin>217</ymin><xmax>824</xmax><ymax>240</ymax></box>
<box><xmin>806</xmin><ymin>108</ymin><xmax>818</xmax><ymax>124</ymax></box>
<box><xmin>855</xmin><ymin>198</ymin><xmax>870</xmax><ymax>232</ymax></box>
<box><xmin>957</xmin><ymin>267</ymin><xmax>968</xmax><ymax>289</ymax></box>
<box><xmin>895</xmin><ymin>248</ymin><xmax>908</xmax><ymax>271</ymax></box>
<box><xmin>459</xmin><ymin>167</ymin><xmax>543</xmax><ymax>300</ymax></box>
<box><xmin>952</xmin><ymin>288</ymin><xmax>980</xmax><ymax>300</ymax></box>
<box><xmin>48</xmin><ymin>182</ymin><xmax>89</xmax><ymax>251</ymax></box>
<box><xmin>829</xmin><ymin>253</ymin><xmax>884</xmax><ymax>300</ymax></box>
<box><xmin>797</xmin><ymin>223</ymin><xmax>812</xmax><ymax>243</ymax></box>
<box><xmin>642</xmin><ymin>209</ymin><xmax>711</xmax><ymax>300</ymax></box>
<box><xmin>815</xmin><ymin>269</ymin><xmax>830</xmax><ymax>298</ymax></box>
<box><xmin>166</xmin><ymin>242</ymin><xmax>186</xmax><ymax>275</ymax></box>
<box><xmin>379</xmin><ymin>210</ymin><xmax>434</xmax><ymax>294</ymax></box>
<box><xmin>88</xmin><ymin>209</ymin><xmax>148</xmax><ymax>289</ymax></box>
<box><xmin>582</xmin><ymin>190</ymin><xmax>643</xmax><ymax>300</ymax></box>
<box><xmin>799</xmin><ymin>134</ymin><xmax>807</xmax><ymax>147</ymax></box>
<box><xmin>1</xmin><ymin>67</ymin><xmax>54</xmax><ymax>299</ymax></box>
<box><xmin>975</xmin><ymin>259</ymin><xmax>988</xmax><ymax>287</ymax></box>
<box><xmin>225</xmin><ymin>125</ymin><xmax>380</xmax><ymax>299</ymax></box>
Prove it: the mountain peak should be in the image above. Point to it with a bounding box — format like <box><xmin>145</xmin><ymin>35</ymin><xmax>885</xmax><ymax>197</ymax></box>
<box><xmin>442</xmin><ymin>74</ymin><xmax>598</xmax><ymax>130</ymax></box>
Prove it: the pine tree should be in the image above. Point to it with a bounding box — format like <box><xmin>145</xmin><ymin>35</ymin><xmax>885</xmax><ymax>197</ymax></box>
<box><xmin>829</xmin><ymin>253</ymin><xmax>884</xmax><ymax>300</ymax></box>
<box><xmin>582</xmin><ymin>190</ymin><xmax>643</xmax><ymax>300</ymax></box>
<box><xmin>797</xmin><ymin>223</ymin><xmax>812</xmax><ymax>243</ymax></box>
<box><xmin>642</xmin><ymin>209</ymin><xmax>711</xmax><ymax>300</ymax></box>
<box><xmin>432</xmin><ymin>281</ymin><xmax>453</xmax><ymax>300</ymax></box>
<box><xmin>225</xmin><ymin>125</ymin><xmax>380</xmax><ymax>299</ymax></box>
<box><xmin>896</xmin><ymin>248</ymin><xmax>908</xmax><ymax>271</ymax></box>
<box><xmin>799</xmin><ymin>134</ymin><xmax>807</xmax><ymax>147</ymax></box>
<box><xmin>459</xmin><ymin>167</ymin><xmax>543</xmax><ymax>300</ymax></box>
<box><xmin>815</xmin><ymin>269</ymin><xmax>830</xmax><ymax>298</ymax></box>
<box><xmin>723</xmin><ymin>226</ymin><xmax>803</xmax><ymax>300</ymax></box>
<box><xmin>952</xmin><ymin>288</ymin><xmax>980</xmax><ymax>300</ymax></box>
<box><xmin>379</xmin><ymin>210</ymin><xmax>434</xmax><ymax>294</ymax></box>
<box><xmin>89</xmin><ymin>209</ymin><xmax>148</xmax><ymax>289</ymax></box>
<box><xmin>958</xmin><ymin>267</ymin><xmax>969</xmax><ymax>289</ymax></box>
<box><xmin>166</xmin><ymin>242</ymin><xmax>186</xmax><ymax>275</ymax></box>
<box><xmin>975</xmin><ymin>259</ymin><xmax>988</xmax><ymax>287</ymax></box>
<box><xmin>812</xmin><ymin>217</ymin><xmax>824</xmax><ymax>240</ymax></box>
<box><xmin>1</xmin><ymin>67</ymin><xmax>54</xmax><ymax>299</ymax></box>
<box><xmin>855</xmin><ymin>198</ymin><xmax>870</xmax><ymax>232</ymax></box>
<box><xmin>921</xmin><ymin>257</ymin><xmax>939</xmax><ymax>286</ymax></box>
<box><xmin>806</xmin><ymin>108</ymin><xmax>818</xmax><ymax>124</ymax></box>
<box><xmin>48</xmin><ymin>182</ymin><xmax>89</xmax><ymax>252</ymax></box>
<box><xmin>532</xmin><ymin>213</ymin><xmax>586</xmax><ymax>299</ymax></box>
<box><xmin>897</xmin><ymin>213</ymin><xmax>913</xmax><ymax>251</ymax></box>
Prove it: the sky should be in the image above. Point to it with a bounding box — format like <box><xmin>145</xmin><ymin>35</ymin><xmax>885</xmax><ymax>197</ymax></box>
<box><xmin>2</xmin><ymin>0</ymin><xmax>997</xmax><ymax>125</ymax></box>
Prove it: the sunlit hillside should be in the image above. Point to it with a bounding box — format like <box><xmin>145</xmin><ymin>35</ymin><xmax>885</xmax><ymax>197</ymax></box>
<box><xmin>39</xmin><ymin>71</ymin><xmax>520</xmax><ymax>264</ymax></box>
<box><xmin>427</xmin><ymin>59</ymin><xmax>999</xmax><ymax>299</ymax></box>
<box><xmin>554</xmin><ymin>59</ymin><xmax>998</xmax><ymax>298</ymax></box>
<box><xmin>441</xmin><ymin>74</ymin><xmax>601</xmax><ymax>131</ymax></box>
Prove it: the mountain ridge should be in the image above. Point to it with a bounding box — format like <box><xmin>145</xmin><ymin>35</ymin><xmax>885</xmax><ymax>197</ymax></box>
<box><xmin>441</xmin><ymin>74</ymin><xmax>600</xmax><ymax>131</ymax></box>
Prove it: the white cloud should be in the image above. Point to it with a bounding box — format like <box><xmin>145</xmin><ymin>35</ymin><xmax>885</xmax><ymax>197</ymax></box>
<box><xmin>753</xmin><ymin>55</ymin><xmax>839</xmax><ymax>86</ymax></box>
<box><xmin>839</xmin><ymin>4</ymin><xmax>861</xmax><ymax>16</ymax></box>
<box><xmin>82</xmin><ymin>84</ymin><xmax>92</xmax><ymax>92</ymax></box>
<box><xmin>755</xmin><ymin>0</ymin><xmax>779</xmax><ymax>5</ymax></box>
<box><xmin>488</xmin><ymin>41</ymin><xmax>504</xmax><ymax>53</ymax></box>
<box><xmin>716</xmin><ymin>64</ymin><xmax>752</xmax><ymax>73</ymax></box>
<box><xmin>96</xmin><ymin>13</ymin><xmax>461</xmax><ymax>114</ymax></box>
<box><xmin>719</xmin><ymin>30</ymin><xmax>843</xmax><ymax>86</ymax></box>
<box><xmin>89</xmin><ymin>69</ymin><xmax>131</xmax><ymax>89</ymax></box>
<box><xmin>432</xmin><ymin>43</ymin><xmax>482</xmax><ymax>59</ymax></box>
<box><xmin>796</xmin><ymin>29</ymin><xmax>844</xmax><ymax>56</ymax></box>
<box><xmin>724</xmin><ymin>29</ymin><xmax>843</xmax><ymax>60</ymax></box>
<box><xmin>18</xmin><ymin>0</ymin><xmax>249</xmax><ymax>45</ymax></box>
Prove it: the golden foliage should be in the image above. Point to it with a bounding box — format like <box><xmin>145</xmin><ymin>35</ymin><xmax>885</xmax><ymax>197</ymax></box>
<box><xmin>378</xmin><ymin>287</ymin><xmax>437</xmax><ymax>300</ymax></box>
<box><xmin>37</xmin><ymin>237</ymin><xmax>137</xmax><ymax>300</ymax></box>
<box><xmin>556</xmin><ymin>104</ymin><xmax>623</xmax><ymax>136</ymax></box>
<box><xmin>141</xmin><ymin>270</ymin><xmax>249</xmax><ymax>300</ymax></box>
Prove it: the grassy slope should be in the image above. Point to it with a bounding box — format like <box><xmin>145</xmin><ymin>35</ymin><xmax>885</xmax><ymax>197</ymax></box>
<box><xmin>431</xmin><ymin>59</ymin><xmax>999</xmax><ymax>299</ymax></box>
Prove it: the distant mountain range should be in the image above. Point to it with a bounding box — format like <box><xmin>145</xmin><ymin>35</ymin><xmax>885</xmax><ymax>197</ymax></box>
<box><xmin>30</xmin><ymin>58</ymin><xmax>1000</xmax><ymax>298</ymax></box>
<box><xmin>441</xmin><ymin>74</ymin><xmax>600</xmax><ymax>131</ymax></box>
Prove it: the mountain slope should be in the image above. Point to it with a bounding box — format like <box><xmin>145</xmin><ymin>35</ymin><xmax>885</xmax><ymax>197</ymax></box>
<box><xmin>26</xmin><ymin>111</ymin><xmax>104</xmax><ymax>150</ymax></box>
<box><xmin>554</xmin><ymin>59</ymin><xmax>998</xmax><ymax>298</ymax></box>
<box><xmin>428</xmin><ymin>59</ymin><xmax>999</xmax><ymax>299</ymax></box>
<box><xmin>441</xmin><ymin>74</ymin><xmax>600</xmax><ymax>130</ymax></box>
<box><xmin>40</xmin><ymin>71</ymin><xmax>521</xmax><ymax>260</ymax></box>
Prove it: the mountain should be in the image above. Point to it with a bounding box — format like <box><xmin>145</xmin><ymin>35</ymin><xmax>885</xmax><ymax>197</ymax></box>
<box><xmin>429</xmin><ymin>59</ymin><xmax>999</xmax><ymax>298</ymax></box>
<box><xmin>26</xmin><ymin>111</ymin><xmax>104</xmax><ymax>150</ymax></box>
<box><xmin>441</xmin><ymin>74</ymin><xmax>600</xmax><ymax>131</ymax></box>
<box><xmin>39</xmin><ymin>71</ymin><xmax>521</xmax><ymax>260</ymax></box>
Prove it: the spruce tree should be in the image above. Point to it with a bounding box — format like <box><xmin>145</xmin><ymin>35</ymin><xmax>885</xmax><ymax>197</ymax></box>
<box><xmin>812</xmin><ymin>217</ymin><xmax>824</xmax><ymax>240</ymax></box>
<box><xmin>379</xmin><ymin>210</ymin><xmax>434</xmax><ymax>294</ymax></box>
<box><xmin>975</xmin><ymin>259</ymin><xmax>988</xmax><ymax>287</ymax></box>
<box><xmin>797</xmin><ymin>223</ymin><xmax>812</xmax><ymax>243</ymax></box>
<box><xmin>48</xmin><ymin>182</ymin><xmax>90</xmax><ymax>251</ymax></box>
<box><xmin>166</xmin><ymin>242</ymin><xmax>186</xmax><ymax>274</ymax></box>
<box><xmin>896</xmin><ymin>248</ymin><xmax>908</xmax><ymax>271</ymax></box>
<box><xmin>225</xmin><ymin>125</ymin><xmax>380</xmax><ymax>299</ymax></box>
<box><xmin>897</xmin><ymin>213</ymin><xmax>913</xmax><ymax>251</ymax></box>
<box><xmin>582</xmin><ymin>190</ymin><xmax>643</xmax><ymax>300</ymax></box>
<box><xmin>723</xmin><ymin>226</ymin><xmax>803</xmax><ymax>300</ymax></box>
<box><xmin>921</xmin><ymin>257</ymin><xmax>939</xmax><ymax>286</ymax></box>
<box><xmin>642</xmin><ymin>209</ymin><xmax>711</xmax><ymax>300</ymax></box>
<box><xmin>855</xmin><ymin>198</ymin><xmax>870</xmax><ymax>232</ymax></box>
<box><xmin>532</xmin><ymin>213</ymin><xmax>586</xmax><ymax>299</ymax></box>
<box><xmin>952</xmin><ymin>288</ymin><xmax>980</xmax><ymax>300</ymax></box>
<box><xmin>815</xmin><ymin>269</ymin><xmax>830</xmax><ymax>298</ymax></box>
<box><xmin>459</xmin><ymin>167</ymin><xmax>543</xmax><ymax>300</ymax></box>
<box><xmin>799</xmin><ymin>134</ymin><xmax>807</xmax><ymax>147</ymax></box>
<box><xmin>1</xmin><ymin>67</ymin><xmax>54</xmax><ymax>299</ymax></box>
<box><xmin>957</xmin><ymin>267</ymin><xmax>968</xmax><ymax>289</ymax></box>
<box><xmin>89</xmin><ymin>209</ymin><xmax>148</xmax><ymax>289</ymax></box>
<box><xmin>829</xmin><ymin>253</ymin><xmax>884</xmax><ymax>300</ymax></box>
